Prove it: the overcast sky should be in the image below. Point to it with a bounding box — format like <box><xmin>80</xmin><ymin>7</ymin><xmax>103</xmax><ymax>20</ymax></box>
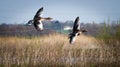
<box><xmin>0</xmin><ymin>0</ymin><xmax>120</xmax><ymax>24</ymax></box>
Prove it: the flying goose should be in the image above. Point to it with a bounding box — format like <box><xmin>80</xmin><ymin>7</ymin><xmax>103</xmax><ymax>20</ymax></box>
<box><xmin>69</xmin><ymin>17</ymin><xmax>87</xmax><ymax>44</ymax></box>
<box><xmin>27</xmin><ymin>7</ymin><xmax>52</xmax><ymax>31</ymax></box>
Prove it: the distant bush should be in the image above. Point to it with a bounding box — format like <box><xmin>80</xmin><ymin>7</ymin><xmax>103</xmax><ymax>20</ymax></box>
<box><xmin>114</xmin><ymin>23</ymin><xmax>120</xmax><ymax>40</ymax></box>
<box><xmin>97</xmin><ymin>20</ymin><xmax>120</xmax><ymax>43</ymax></box>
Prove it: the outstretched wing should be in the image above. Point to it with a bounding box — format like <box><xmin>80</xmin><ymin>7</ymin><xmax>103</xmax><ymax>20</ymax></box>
<box><xmin>34</xmin><ymin>7</ymin><xmax>43</xmax><ymax>19</ymax></box>
<box><xmin>28</xmin><ymin>20</ymin><xmax>33</xmax><ymax>23</ymax></box>
<box><xmin>73</xmin><ymin>17</ymin><xmax>80</xmax><ymax>33</ymax></box>
<box><xmin>26</xmin><ymin>19</ymin><xmax>33</xmax><ymax>25</ymax></box>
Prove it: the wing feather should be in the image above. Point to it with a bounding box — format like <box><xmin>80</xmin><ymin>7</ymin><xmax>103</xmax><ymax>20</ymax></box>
<box><xmin>34</xmin><ymin>7</ymin><xmax>43</xmax><ymax>19</ymax></box>
<box><xmin>73</xmin><ymin>17</ymin><xmax>80</xmax><ymax>32</ymax></box>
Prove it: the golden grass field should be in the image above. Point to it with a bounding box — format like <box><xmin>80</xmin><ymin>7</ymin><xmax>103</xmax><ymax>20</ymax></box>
<box><xmin>0</xmin><ymin>34</ymin><xmax>119</xmax><ymax>67</ymax></box>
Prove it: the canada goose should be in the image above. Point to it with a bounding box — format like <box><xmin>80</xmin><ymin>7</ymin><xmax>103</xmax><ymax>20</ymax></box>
<box><xmin>69</xmin><ymin>17</ymin><xmax>87</xmax><ymax>44</ymax></box>
<box><xmin>27</xmin><ymin>7</ymin><xmax>52</xmax><ymax>31</ymax></box>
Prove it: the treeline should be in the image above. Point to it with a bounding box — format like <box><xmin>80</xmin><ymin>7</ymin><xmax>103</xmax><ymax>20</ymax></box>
<box><xmin>0</xmin><ymin>24</ymin><xmax>56</xmax><ymax>37</ymax></box>
<box><xmin>96</xmin><ymin>21</ymin><xmax>120</xmax><ymax>40</ymax></box>
<box><xmin>0</xmin><ymin>20</ymin><xmax>120</xmax><ymax>39</ymax></box>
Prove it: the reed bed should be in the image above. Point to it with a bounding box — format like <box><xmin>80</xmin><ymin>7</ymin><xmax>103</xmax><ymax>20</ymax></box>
<box><xmin>0</xmin><ymin>34</ymin><xmax>119</xmax><ymax>67</ymax></box>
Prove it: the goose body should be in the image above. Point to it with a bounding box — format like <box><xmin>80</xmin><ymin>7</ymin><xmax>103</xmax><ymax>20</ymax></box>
<box><xmin>27</xmin><ymin>7</ymin><xmax>52</xmax><ymax>31</ymax></box>
<box><xmin>69</xmin><ymin>17</ymin><xmax>87</xmax><ymax>44</ymax></box>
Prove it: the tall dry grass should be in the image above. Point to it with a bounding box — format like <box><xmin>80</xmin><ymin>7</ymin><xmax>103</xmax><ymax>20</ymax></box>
<box><xmin>0</xmin><ymin>34</ymin><xmax>119</xmax><ymax>67</ymax></box>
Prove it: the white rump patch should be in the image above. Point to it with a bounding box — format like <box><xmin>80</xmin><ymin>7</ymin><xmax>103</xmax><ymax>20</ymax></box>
<box><xmin>38</xmin><ymin>21</ymin><xmax>43</xmax><ymax>30</ymax></box>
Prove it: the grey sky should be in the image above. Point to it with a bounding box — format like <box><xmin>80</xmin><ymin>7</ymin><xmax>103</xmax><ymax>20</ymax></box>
<box><xmin>0</xmin><ymin>0</ymin><xmax>120</xmax><ymax>24</ymax></box>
